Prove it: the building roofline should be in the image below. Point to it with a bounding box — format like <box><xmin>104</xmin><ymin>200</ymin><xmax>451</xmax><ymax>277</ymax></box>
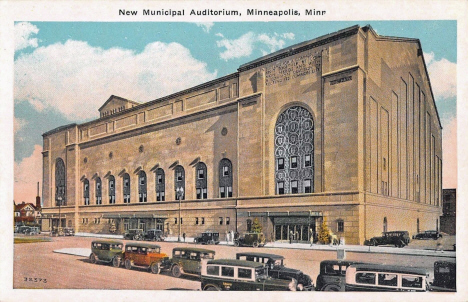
<box><xmin>98</xmin><ymin>95</ymin><xmax>141</xmax><ymax>111</ymax></box>
<box><xmin>42</xmin><ymin>123</ymin><xmax>77</xmax><ymax>137</ymax></box>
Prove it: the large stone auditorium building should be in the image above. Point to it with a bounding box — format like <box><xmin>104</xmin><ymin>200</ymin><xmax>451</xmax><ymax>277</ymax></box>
<box><xmin>41</xmin><ymin>25</ymin><xmax>443</xmax><ymax>244</ymax></box>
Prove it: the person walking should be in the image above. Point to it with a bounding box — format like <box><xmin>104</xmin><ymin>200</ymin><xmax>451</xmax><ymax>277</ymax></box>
<box><xmin>309</xmin><ymin>228</ymin><xmax>314</xmax><ymax>246</ymax></box>
<box><xmin>182</xmin><ymin>232</ymin><xmax>186</xmax><ymax>242</ymax></box>
<box><xmin>289</xmin><ymin>230</ymin><xmax>293</xmax><ymax>244</ymax></box>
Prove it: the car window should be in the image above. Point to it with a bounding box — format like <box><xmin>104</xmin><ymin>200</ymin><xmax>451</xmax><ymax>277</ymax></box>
<box><xmin>140</xmin><ymin>247</ymin><xmax>147</xmax><ymax>254</ymax></box>
<box><xmin>324</xmin><ymin>264</ymin><xmax>340</xmax><ymax>275</ymax></box>
<box><xmin>221</xmin><ymin>266</ymin><xmax>234</xmax><ymax>277</ymax></box>
<box><xmin>201</xmin><ymin>253</ymin><xmax>214</xmax><ymax>259</ymax></box>
<box><xmin>356</xmin><ymin>273</ymin><xmax>376</xmax><ymax>285</ymax></box>
<box><xmin>190</xmin><ymin>252</ymin><xmax>199</xmax><ymax>260</ymax></box>
<box><xmin>238</xmin><ymin>268</ymin><xmax>252</xmax><ymax>279</ymax></box>
<box><xmin>174</xmin><ymin>250</ymin><xmax>181</xmax><ymax>257</ymax></box>
<box><xmin>255</xmin><ymin>267</ymin><xmax>268</xmax><ymax>279</ymax></box>
<box><xmin>402</xmin><ymin>275</ymin><xmax>423</xmax><ymax>288</ymax></box>
<box><xmin>207</xmin><ymin>265</ymin><xmax>219</xmax><ymax>276</ymax></box>
<box><xmin>378</xmin><ymin>273</ymin><xmax>397</xmax><ymax>286</ymax></box>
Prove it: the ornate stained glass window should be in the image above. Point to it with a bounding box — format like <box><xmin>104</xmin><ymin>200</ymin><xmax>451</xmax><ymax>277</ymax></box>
<box><xmin>196</xmin><ymin>162</ymin><xmax>207</xmax><ymax>199</ymax></box>
<box><xmin>275</xmin><ymin>106</ymin><xmax>314</xmax><ymax>194</ymax></box>
<box><xmin>155</xmin><ymin>168</ymin><xmax>165</xmax><ymax>201</ymax></box>
<box><xmin>55</xmin><ymin>158</ymin><xmax>66</xmax><ymax>206</ymax></box>
<box><xmin>219</xmin><ymin>159</ymin><xmax>233</xmax><ymax>198</ymax></box>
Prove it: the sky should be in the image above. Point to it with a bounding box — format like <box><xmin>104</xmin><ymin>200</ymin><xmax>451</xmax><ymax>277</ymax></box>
<box><xmin>13</xmin><ymin>21</ymin><xmax>457</xmax><ymax>204</ymax></box>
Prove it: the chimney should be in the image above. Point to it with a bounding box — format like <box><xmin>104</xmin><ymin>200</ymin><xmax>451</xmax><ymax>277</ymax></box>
<box><xmin>36</xmin><ymin>182</ymin><xmax>41</xmax><ymax>209</ymax></box>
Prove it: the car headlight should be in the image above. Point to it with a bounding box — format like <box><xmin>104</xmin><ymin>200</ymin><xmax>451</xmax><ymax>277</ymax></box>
<box><xmin>289</xmin><ymin>278</ymin><xmax>297</xmax><ymax>291</ymax></box>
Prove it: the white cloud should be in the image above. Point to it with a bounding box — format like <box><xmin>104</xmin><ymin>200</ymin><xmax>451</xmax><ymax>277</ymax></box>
<box><xmin>195</xmin><ymin>22</ymin><xmax>214</xmax><ymax>33</ymax></box>
<box><xmin>424</xmin><ymin>52</ymin><xmax>456</xmax><ymax>100</ymax></box>
<box><xmin>14</xmin><ymin>117</ymin><xmax>26</xmax><ymax>134</ymax></box>
<box><xmin>14</xmin><ymin>145</ymin><xmax>43</xmax><ymax>204</ymax></box>
<box><xmin>14</xmin><ymin>40</ymin><xmax>217</xmax><ymax>121</ymax></box>
<box><xmin>442</xmin><ymin>117</ymin><xmax>457</xmax><ymax>188</ymax></box>
<box><xmin>15</xmin><ymin>22</ymin><xmax>39</xmax><ymax>51</ymax></box>
<box><xmin>216</xmin><ymin>31</ymin><xmax>295</xmax><ymax>61</ymax></box>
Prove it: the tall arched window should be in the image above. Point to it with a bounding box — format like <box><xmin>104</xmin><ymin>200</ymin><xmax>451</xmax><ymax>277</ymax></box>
<box><xmin>219</xmin><ymin>159</ymin><xmax>233</xmax><ymax>198</ymax></box>
<box><xmin>108</xmin><ymin>175</ymin><xmax>115</xmax><ymax>204</ymax></box>
<box><xmin>83</xmin><ymin>179</ymin><xmax>90</xmax><ymax>205</ymax></box>
<box><xmin>55</xmin><ymin>158</ymin><xmax>66</xmax><ymax>206</ymax></box>
<box><xmin>155</xmin><ymin>168</ymin><xmax>165</xmax><ymax>201</ymax></box>
<box><xmin>123</xmin><ymin>173</ymin><xmax>130</xmax><ymax>203</ymax></box>
<box><xmin>95</xmin><ymin>177</ymin><xmax>102</xmax><ymax>204</ymax></box>
<box><xmin>139</xmin><ymin>171</ymin><xmax>147</xmax><ymax>202</ymax></box>
<box><xmin>196</xmin><ymin>162</ymin><xmax>207</xmax><ymax>199</ymax></box>
<box><xmin>174</xmin><ymin>165</ymin><xmax>185</xmax><ymax>200</ymax></box>
<box><xmin>274</xmin><ymin>106</ymin><xmax>314</xmax><ymax>194</ymax></box>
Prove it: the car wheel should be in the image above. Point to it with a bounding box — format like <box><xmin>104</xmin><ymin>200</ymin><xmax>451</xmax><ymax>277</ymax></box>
<box><xmin>208</xmin><ymin>240</ymin><xmax>214</xmax><ymax>245</ymax></box>
<box><xmin>172</xmin><ymin>265</ymin><xmax>182</xmax><ymax>278</ymax></box>
<box><xmin>89</xmin><ymin>253</ymin><xmax>97</xmax><ymax>264</ymax></box>
<box><xmin>125</xmin><ymin>259</ymin><xmax>132</xmax><ymax>270</ymax></box>
<box><xmin>234</xmin><ymin>240</ymin><xmax>240</xmax><ymax>247</ymax></box>
<box><xmin>112</xmin><ymin>256</ymin><xmax>121</xmax><ymax>268</ymax></box>
<box><xmin>204</xmin><ymin>285</ymin><xmax>220</xmax><ymax>291</ymax></box>
<box><xmin>133</xmin><ymin>235</ymin><xmax>139</xmax><ymax>240</ymax></box>
<box><xmin>150</xmin><ymin>262</ymin><xmax>161</xmax><ymax>274</ymax></box>
<box><xmin>252</xmin><ymin>241</ymin><xmax>259</xmax><ymax>248</ymax></box>
<box><xmin>297</xmin><ymin>283</ymin><xmax>304</xmax><ymax>291</ymax></box>
<box><xmin>193</xmin><ymin>238</ymin><xmax>198</xmax><ymax>244</ymax></box>
<box><xmin>322</xmin><ymin>284</ymin><xmax>341</xmax><ymax>291</ymax></box>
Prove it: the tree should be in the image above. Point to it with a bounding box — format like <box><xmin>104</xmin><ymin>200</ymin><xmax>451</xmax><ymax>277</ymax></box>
<box><xmin>251</xmin><ymin>218</ymin><xmax>263</xmax><ymax>233</ymax></box>
<box><xmin>318</xmin><ymin>220</ymin><xmax>330</xmax><ymax>244</ymax></box>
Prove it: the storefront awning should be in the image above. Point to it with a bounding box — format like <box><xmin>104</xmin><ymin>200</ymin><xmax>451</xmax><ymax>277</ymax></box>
<box><xmin>238</xmin><ymin>211</ymin><xmax>322</xmax><ymax>217</ymax></box>
<box><xmin>101</xmin><ymin>213</ymin><xmax>168</xmax><ymax>219</ymax></box>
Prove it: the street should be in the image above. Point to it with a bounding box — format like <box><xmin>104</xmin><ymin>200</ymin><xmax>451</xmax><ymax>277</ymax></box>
<box><xmin>14</xmin><ymin>235</ymin><xmax>454</xmax><ymax>290</ymax></box>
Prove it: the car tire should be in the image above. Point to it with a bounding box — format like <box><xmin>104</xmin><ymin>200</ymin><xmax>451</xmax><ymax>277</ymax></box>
<box><xmin>150</xmin><ymin>262</ymin><xmax>161</xmax><ymax>274</ymax></box>
<box><xmin>112</xmin><ymin>256</ymin><xmax>121</xmax><ymax>268</ymax></box>
<box><xmin>322</xmin><ymin>284</ymin><xmax>341</xmax><ymax>291</ymax></box>
<box><xmin>371</xmin><ymin>240</ymin><xmax>377</xmax><ymax>246</ymax></box>
<box><xmin>253</xmin><ymin>241</ymin><xmax>259</xmax><ymax>248</ymax></box>
<box><xmin>193</xmin><ymin>238</ymin><xmax>198</xmax><ymax>244</ymax></box>
<box><xmin>203</xmin><ymin>284</ymin><xmax>220</xmax><ymax>291</ymax></box>
<box><xmin>90</xmin><ymin>253</ymin><xmax>97</xmax><ymax>264</ymax></box>
<box><xmin>133</xmin><ymin>235</ymin><xmax>139</xmax><ymax>240</ymax></box>
<box><xmin>208</xmin><ymin>240</ymin><xmax>214</xmax><ymax>245</ymax></box>
<box><xmin>125</xmin><ymin>259</ymin><xmax>132</xmax><ymax>270</ymax></box>
<box><xmin>172</xmin><ymin>265</ymin><xmax>182</xmax><ymax>278</ymax></box>
<box><xmin>234</xmin><ymin>241</ymin><xmax>240</xmax><ymax>247</ymax></box>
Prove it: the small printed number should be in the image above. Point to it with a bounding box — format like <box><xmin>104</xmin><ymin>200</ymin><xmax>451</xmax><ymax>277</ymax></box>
<box><xmin>24</xmin><ymin>277</ymin><xmax>47</xmax><ymax>283</ymax></box>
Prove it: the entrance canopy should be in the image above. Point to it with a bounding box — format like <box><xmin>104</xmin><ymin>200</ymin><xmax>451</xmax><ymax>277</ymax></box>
<box><xmin>102</xmin><ymin>212</ymin><xmax>168</xmax><ymax>219</ymax></box>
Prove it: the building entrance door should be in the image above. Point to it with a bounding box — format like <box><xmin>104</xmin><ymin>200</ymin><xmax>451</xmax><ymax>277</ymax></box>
<box><xmin>273</xmin><ymin>217</ymin><xmax>316</xmax><ymax>243</ymax></box>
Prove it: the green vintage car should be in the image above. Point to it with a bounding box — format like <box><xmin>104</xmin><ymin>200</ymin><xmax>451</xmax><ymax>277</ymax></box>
<box><xmin>89</xmin><ymin>240</ymin><xmax>124</xmax><ymax>267</ymax></box>
<box><xmin>168</xmin><ymin>247</ymin><xmax>215</xmax><ymax>278</ymax></box>
<box><xmin>201</xmin><ymin>259</ymin><xmax>297</xmax><ymax>291</ymax></box>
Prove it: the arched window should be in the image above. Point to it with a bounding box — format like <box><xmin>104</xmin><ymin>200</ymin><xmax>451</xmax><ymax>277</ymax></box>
<box><xmin>155</xmin><ymin>168</ymin><xmax>165</xmax><ymax>201</ymax></box>
<box><xmin>55</xmin><ymin>158</ymin><xmax>66</xmax><ymax>206</ymax></box>
<box><xmin>383</xmin><ymin>217</ymin><xmax>388</xmax><ymax>232</ymax></box>
<box><xmin>174</xmin><ymin>165</ymin><xmax>185</xmax><ymax>200</ymax></box>
<box><xmin>139</xmin><ymin>171</ymin><xmax>147</xmax><ymax>202</ymax></box>
<box><xmin>108</xmin><ymin>175</ymin><xmax>115</xmax><ymax>204</ymax></box>
<box><xmin>123</xmin><ymin>173</ymin><xmax>130</xmax><ymax>203</ymax></box>
<box><xmin>196</xmin><ymin>162</ymin><xmax>207</xmax><ymax>199</ymax></box>
<box><xmin>95</xmin><ymin>177</ymin><xmax>102</xmax><ymax>204</ymax></box>
<box><xmin>83</xmin><ymin>179</ymin><xmax>90</xmax><ymax>205</ymax></box>
<box><xmin>219</xmin><ymin>159</ymin><xmax>233</xmax><ymax>198</ymax></box>
<box><xmin>274</xmin><ymin>106</ymin><xmax>314</xmax><ymax>194</ymax></box>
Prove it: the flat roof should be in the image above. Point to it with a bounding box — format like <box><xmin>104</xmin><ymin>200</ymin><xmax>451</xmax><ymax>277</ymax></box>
<box><xmin>236</xmin><ymin>252</ymin><xmax>284</xmax><ymax>260</ymax></box>
<box><xmin>208</xmin><ymin>259</ymin><xmax>265</xmax><ymax>268</ymax></box>
<box><xmin>173</xmin><ymin>247</ymin><xmax>215</xmax><ymax>253</ymax></box>
<box><xmin>91</xmin><ymin>240</ymin><xmax>123</xmax><ymax>245</ymax></box>
<box><xmin>125</xmin><ymin>242</ymin><xmax>161</xmax><ymax>249</ymax></box>
<box><xmin>350</xmin><ymin>263</ymin><xmax>428</xmax><ymax>275</ymax></box>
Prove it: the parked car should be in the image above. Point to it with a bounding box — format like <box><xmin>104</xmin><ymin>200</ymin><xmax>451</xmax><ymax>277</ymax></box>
<box><xmin>235</xmin><ymin>252</ymin><xmax>314</xmax><ymax>291</ymax></box>
<box><xmin>28</xmin><ymin>226</ymin><xmax>41</xmax><ymax>235</ymax></box>
<box><xmin>144</xmin><ymin>229</ymin><xmax>165</xmax><ymax>241</ymax></box>
<box><xmin>89</xmin><ymin>240</ymin><xmax>124</xmax><ymax>267</ymax></box>
<box><xmin>200</xmin><ymin>259</ymin><xmax>297</xmax><ymax>291</ymax></box>
<box><xmin>234</xmin><ymin>232</ymin><xmax>265</xmax><ymax>248</ymax></box>
<box><xmin>429</xmin><ymin>261</ymin><xmax>456</xmax><ymax>292</ymax></box>
<box><xmin>124</xmin><ymin>229</ymin><xmax>144</xmax><ymax>240</ymax></box>
<box><xmin>167</xmin><ymin>247</ymin><xmax>215</xmax><ymax>278</ymax></box>
<box><xmin>345</xmin><ymin>263</ymin><xmax>429</xmax><ymax>292</ymax></box>
<box><xmin>123</xmin><ymin>243</ymin><xmax>169</xmax><ymax>274</ymax></box>
<box><xmin>194</xmin><ymin>231</ymin><xmax>220</xmax><ymax>245</ymax></box>
<box><xmin>17</xmin><ymin>226</ymin><xmax>31</xmax><ymax>234</ymax></box>
<box><xmin>63</xmin><ymin>227</ymin><xmax>75</xmax><ymax>236</ymax></box>
<box><xmin>315</xmin><ymin>260</ymin><xmax>364</xmax><ymax>291</ymax></box>
<box><xmin>364</xmin><ymin>231</ymin><xmax>410</xmax><ymax>247</ymax></box>
<box><xmin>412</xmin><ymin>230</ymin><xmax>442</xmax><ymax>240</ymax></box>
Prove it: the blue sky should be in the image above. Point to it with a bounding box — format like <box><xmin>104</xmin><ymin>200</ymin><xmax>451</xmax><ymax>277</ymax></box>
<box><xmin>13</xmin><ymin>21</ymin><xmax>458</xmax><ymax>203</ymax></box>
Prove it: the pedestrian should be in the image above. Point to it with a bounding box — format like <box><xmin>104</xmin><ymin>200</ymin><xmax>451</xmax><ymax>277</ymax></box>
<box><xmin>295</xmin><ymin>231</ymin><xmax>299</xmax><ymax>243</ymax></box>
<box><xmin>309</xmin><ymin>229</ymin><xmax>314</xmax><ymax>246</ymax></box>
<box><xmin>230</xmin><ymin>230</ymin><xmax>234</xmax><ymax>243</ymax></box>
<box><xmin>289</xmin><ymin>230</ymin><xmax>293</xmax><ymax>244</ymax></box>
<box><xmin>226</xmin><ymin>230</ymin><xmax>229</xmax><ymax>243</ymax></box>
<box><xmin>183</xmin><ymin>232</ymin><xmax>186</xmax><ymax>242</ymax></box>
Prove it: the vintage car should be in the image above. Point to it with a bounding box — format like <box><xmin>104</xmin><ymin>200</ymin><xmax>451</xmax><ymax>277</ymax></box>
<box><xmin>345</xmin><ymin>263</ymin><xmax>429</xmax><ymax>292</ymax></box>
<box><xmin>235</xmin><ymin>252</ymin><xmax>313</xmax><ymax>291</ymax></box>
<box><xmin>412</xmin><ymin>230</ymin><xmax>442</xmax><ymax>240</ymax></box>
<box><xmin>364</xmin><ymin>231</ymin><xmax>410</xmax><ymax>248</ymax></box>
<box><xmin>89</xmin><ymin>240</ymin><xmax>124</xmax><ymax>267</ymax></box>
<box><xmin>430</xmin><ymin>261</ymin><xmax>456</xmax><ymax>292</ymax></box>
<box><xmin>124</xmin><ymin>242</ymin><xmax>169</xmax><ymax>274</ymax></box>
<box><xmin>193</xmin><ymin>231</ymin><xmax>220</xmax><ymax>245</ymax></box>
<box><xmin>234</xmin><ymin>232</ymin><xmax>265</xmax><ymax>248</ymax></box>
<box><xmin>167</xmin><ymin>247</ymin><xmax>215</xmax><ymax>278</ymax></box>
<box><xmin>315</xmin><ymin>260</ymin><xmax>364</xmax><ymax>291</ymax></box>
<box><xmin>63</xmin><ymin>227</ymin><xmax>75</xmax><ymax>236</ymax></box>
<box><xmin>18</xmin><ymin>226</ymin><xmax>41</xmax><ymax>235</ymax></box>
<box><xmin>124</xmin><ymin>229</ymin><xmax>144</xmax><ymax>240</ymax></box>
<box><xmin>144</xmin><ymin>229</ymin><xmax>165</xmax><ymax>241</ymax></box>
<box><xmin>201</xmin><ymin>259</ymin><xmax>297</xmax><ymax>291</ymax></box>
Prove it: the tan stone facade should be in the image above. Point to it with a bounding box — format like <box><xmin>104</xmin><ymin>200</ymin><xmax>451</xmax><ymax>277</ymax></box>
<box><xmin>41</xmin><ymin>25</ymin><xmax>442</xmax><ymax>244</ymax></box>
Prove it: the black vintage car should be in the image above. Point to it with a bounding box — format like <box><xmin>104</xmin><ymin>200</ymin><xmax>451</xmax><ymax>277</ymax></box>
<box><xmin>430</xmin><ymin>261</ymin><xmax>456</xmax><ymax>292</ymax></box>
<box><xmin>234</xmin><ymin>232</ymin><xmax>265</xmax><ymax>248</ymax></box>
<box><xmin>364</xmin><ymin>231</ymin><xmax>410</xmax><ymax>248</ymax></box>
<box><xmin>124</xmin><ymin>229</ymin><xmax>144</xmax><ymax>240</ymax></box>
<box><xmin>194</xmin><ymin>231</ymin><xmax>220</xmax><ymax>245</ymax></box>
<box><xmin>412</xmin><ymin>230</ymin><xmax>442</xmax><ymax>240</ymax></box>
<box><xmin>144</xmin><ymin>229</ymin><xmax>165</xmax><ymax>241</ymax></box>
<box><xmin>236</xmin><ymin>252</ymin><xmax>314</xmax><ymax>291</ymax></box>
<box><xmin>201</xmin><ymin>259</ymin><xmax>297</xmax><ymax>291</ymax></box>
<box><xmin>315</xmin><ymin>260</ymin><xmax>364</xmax><ymax>291</ymax></box>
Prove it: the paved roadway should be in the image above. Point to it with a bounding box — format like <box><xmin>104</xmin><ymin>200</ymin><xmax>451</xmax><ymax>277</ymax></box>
<box><xmin>13</xmin><ymin>235</ymin><xmax>455</xmax><ymax>290</ymax></box>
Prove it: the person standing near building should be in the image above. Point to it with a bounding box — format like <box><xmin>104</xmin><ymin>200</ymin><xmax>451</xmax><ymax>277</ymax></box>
<box><xmin>230</xmin><ymin>230</ymin><xmax>234</xmax><ymax>243</ymax></box>
<box><xmin>309</xmin><ymin>228</ymin><xmax>314</xmax><ymax>246</ymax></box>
<box><xmin>289</xmin><ymin>230</ymin><xmax>293</xmax><ymax>244</ymax></box>
<box><xmin>183</xmin><ymin>232</ymin><xmax>186</xmax><ymax>242</ymax></box>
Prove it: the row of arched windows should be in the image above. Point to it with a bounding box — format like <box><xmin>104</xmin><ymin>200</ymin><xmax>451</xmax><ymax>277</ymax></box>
<box><xmin>82</xmin><ymin>159</ymin><xmax>233</xmax><ymax>205</ymax></box>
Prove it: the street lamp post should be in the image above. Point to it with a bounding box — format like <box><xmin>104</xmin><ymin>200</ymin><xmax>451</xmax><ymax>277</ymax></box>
<box><xmin>57</xmin><ymin>196</ymin><xmax>62</xmax><ymax>232</ymax></box>
<box><xmin>176</xmin><ymin>187</ymin><xmax>184</xmax><ymax>242</ymax></box>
